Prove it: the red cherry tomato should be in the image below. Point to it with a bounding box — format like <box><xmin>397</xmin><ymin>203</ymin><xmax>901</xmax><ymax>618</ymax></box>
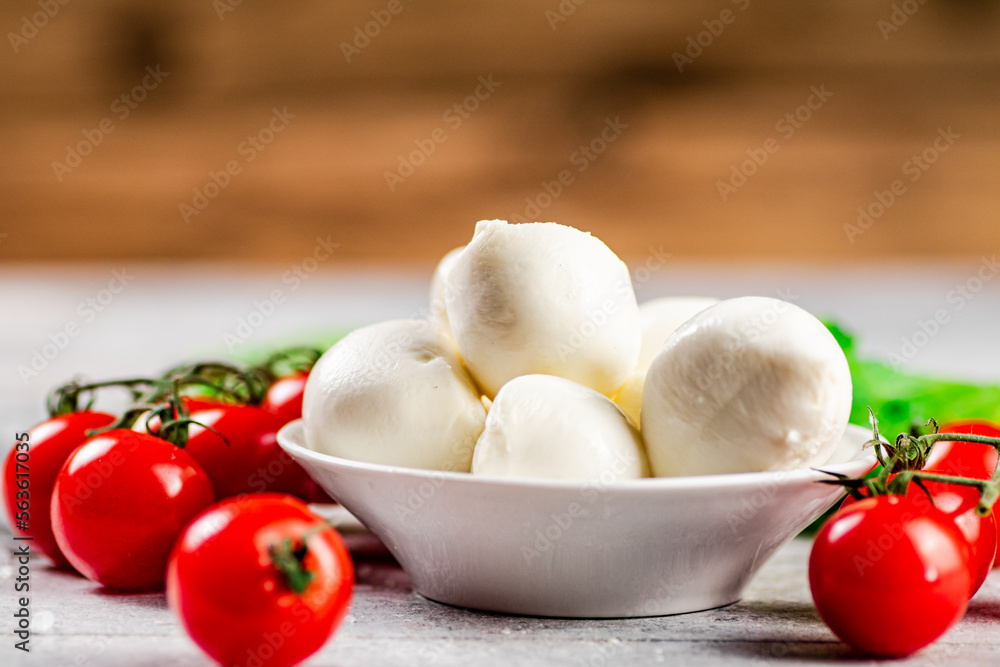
<box><xmin>261</xmin><ymin>375</ymin><xmax>336</xmax><ymax>502</ymax></box>
<box><xmin>810</xmin><ymin>495</ymin><xmax>971</xmax><ymax>657</ymax></box>
<box><xmin>257</xmin><ymin>374</ymin><xmax>335</xmax><ymax>502</ymax></box>
<box><xmin>927</xmin><ymin>420</ymin><xmax>1000</xmax><ymax>478</ymax></box>
<box><xmin>925</xmin><ymin>420</ymin><xmax>1000</xmax><ymax>515</ymax></box>
<box><xmin>261</xmin><ymin>375</ymin><xmax>335</xmax><ymax>503</ymax></box>
<box><xmin>183</xmin><ymin>404</ymin><xmax>321</xmax><ymax>501</ymax></box>
<box><xmin>140</xmin><ymin>401</ymin><xmax>324</xmax><ymax>502</ymax></box>
<box><xmin>948</xmin><ymin>495</ymin><xmax>998</xmax><ymax>595</ymax></box>
<box><xmin>167</xmin><ymin>494</ymin><xmax>353</xmax><ymax>667</ymax></box>
<box><xmin>2</xmin><ymin>411</ymin><xmax>114</xmax><ymax>567</ymax></box>
<box><xmin>926</xmin><ymin>419</ymin><xmax>1000</xmax><ymax>570</ymax></box>
<box><xmin>51</xmin><ymin>429</ymin><xmax>214</xmax><ymax>590</ymax></box>
<box><xmin>841</xmin><ymin>482</ymin><xmax>997</xmax><ymax>597</ymax></box>
<box><xmin>262</xmin><ymin>372</ymin><xmax>309</xmax><ymax>424</ymax></box>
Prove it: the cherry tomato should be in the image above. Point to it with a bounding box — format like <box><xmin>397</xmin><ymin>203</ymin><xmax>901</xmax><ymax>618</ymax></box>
<box><xmin>167</xmin><ymin>494</ymin><xmax>353</xmax><ymax>667</ymax></box>
<box><xmin>947</xmin><ymin>493</ymin><xmax>998</xmax><ymax>595</ymax></box>
<box><xmin>262</xmin><ymin>372</ymin><xmax>309</xmax><ymax>424</ymax></box>
<box><xmin>2</xmin><ymin>411</ymin><xmax>114</xmax><ymax>567</ymax></box>
<box><xmin>925</xmin><ymin>420</ymin><xmax>1000</xmax><ymax>516</ymax></box>
<box><xmin>261</xmin><ymin>373</ymin><xmax>334</xmax><ymax>503</ymax></box>
<box><xmin>184</xmin><ymin>405</ymin><xmax>321</xmax><ymax>501</ymax></box>
<box><xmin>927</xmin><ymin>420</ymin><xmax>1000</xmax><ymax>478</ymax></box>
<box><xmin>139</xmin><ymin>401</ymin><xmax>324</xmax><ymax>502</ymax></box>
<box><xmin>51</xmin><ymin>429</ymin><xmax>214</xmax><ymax>590</ymax></box>
<box><xmin>842</xmin><ymin>483</ymin><xmax>996</xmax><ymax>597</ymax></box>
<box><xmin>810</xmin><ymin>495</ymin><xmax>970</xmax><ymax>657</ymax></box>
<box><xmin>261</xmin><ymin>376</ymin><xmax>337</xmax><ymax>502</ymax></box>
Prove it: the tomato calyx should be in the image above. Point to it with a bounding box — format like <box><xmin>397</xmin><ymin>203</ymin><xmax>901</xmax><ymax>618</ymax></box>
<box><xmin>268</xmin><ymin>537</ymin><xmax>315</xmax><ymax>595</ymax></box>
<box><xmin>161</xmin><ymin>361</ymin><xmax>271</xmax><ymax>406</ymax></box>
<box><xmin>47</xmin><ymin>377</ymin><xmax>158</xmax><ymax>417</ymax></box>
<box><xmin>822</xmin><ymin>408</ymin><xmax>1000</xmax><ymax>516</ymax></box>
<box><xmin>267</xmin><ymin>520</ymin><xmax>335</xmax><ymax>595</ymax></box>
<box><xmin>254</xmin><ymin>346</ymin><xmax>322</xmax><ymax>382</ymax></box>
<box><xmin>138</xmin><ymin>381</ymin><xmax>232</xmax><ymax>451</ymax></box>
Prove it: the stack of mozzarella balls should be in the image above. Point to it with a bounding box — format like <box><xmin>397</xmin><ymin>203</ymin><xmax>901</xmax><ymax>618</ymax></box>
<box><xmin>302</xmin><ymin>220</ymin><xmax>853</xmax><ymax>482</ymax></box>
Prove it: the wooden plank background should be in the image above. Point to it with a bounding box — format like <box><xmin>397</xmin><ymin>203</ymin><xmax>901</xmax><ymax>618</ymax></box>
<box><xmin>1</xmin><ymin>0</ymin><xmax>998</xmax><ymax>264</ymax></box>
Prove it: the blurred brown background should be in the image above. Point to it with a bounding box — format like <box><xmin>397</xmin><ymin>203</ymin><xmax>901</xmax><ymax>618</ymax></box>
<box><xmin>1</xmin><ymin>0</ymin><xmax>998</xmax><ymax>265</ymax></box>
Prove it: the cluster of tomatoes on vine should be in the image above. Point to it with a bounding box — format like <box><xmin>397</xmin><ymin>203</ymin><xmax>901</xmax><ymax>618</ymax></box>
<box><xmin>810</xmin><ymin>412</ymin><xmax>1000</xmax><ymax>658</ymax></box>
<box><xmin>2</xmin><ymin>347</ymin><xmax>353</xmax><ymax>667</ymax></box>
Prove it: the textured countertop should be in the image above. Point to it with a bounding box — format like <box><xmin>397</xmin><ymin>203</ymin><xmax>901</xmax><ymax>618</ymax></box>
<box><xmin>3</xmin><ymin>261</ymin><xmax>1000</xmax><ymax>665</ymax></box>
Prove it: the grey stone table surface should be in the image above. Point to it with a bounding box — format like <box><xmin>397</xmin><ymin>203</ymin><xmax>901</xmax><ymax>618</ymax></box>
<box><xmin>3</xmin><ymin>260</ymin><xmax>1000</xmax><ymax>666</ymax></box>
<box><xmin>5</xmin><ymin>537</ymin><xmax>1000</xmax><ymax>667</ymax></box>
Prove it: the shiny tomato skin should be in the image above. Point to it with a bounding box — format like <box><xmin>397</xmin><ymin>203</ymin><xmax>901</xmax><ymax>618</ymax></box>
<box><xmin>927</xmin><ymin>420</ymin><xmax>1000</xmax><ymax>480</ymax></box>
<box><xmin>167</xmin><ymin>494</ymin><xmax>353</xmax><ymax>667</ymax></box>
<box><xmin>262</xmin><ymin>373</ymin><xmax>309</xmax><ymax>424</ymax></box>
<box><xmin>810</xmin><ymin>495</ymin><xmax>971</xmax><ymax>657</ymax></box>
<box><xmin>184</xmin><ymin>405</ymin><xmax>318</xmax><ymax>501</ymax></box>
<box><xmin>951</xmin><ymin>499</ymin><xmax>998</xmax><ymax>595</ymax></box>
<box><xmin>2</xmin><ymin>412</ymin><xmax>115</xmax><ymax>567</ymax></box>
<box><xmin>260</xmin><ymin>375</ymin><xmax>334</xmax><ymax>503</ymax></box>
<box><xmin>925</xmin><ymin>420</ymin><xmax>1000</xmax><ymax>520</ymax></box>
<box><xmin>50</xmin><ymin>429</ymin><xmax>215</xmax><ymax>590</ymax></box>
<box><xmin>841</xmin><ymin>484</ymin><xmax>996</xmax><ymax>597</ymax></box>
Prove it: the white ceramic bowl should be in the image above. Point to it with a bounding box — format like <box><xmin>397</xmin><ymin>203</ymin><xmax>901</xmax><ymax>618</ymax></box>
<box><xmin>278</xmin><ymin>421</ymin><xmax>874</xmax><ymax>618</ymax></box>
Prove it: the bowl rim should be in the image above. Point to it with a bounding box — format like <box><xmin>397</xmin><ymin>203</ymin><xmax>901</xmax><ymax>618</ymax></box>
<box><xmin>278</xmin><ymin>420</ymin><xmax>877</xmax><ymax>493</ymax></box>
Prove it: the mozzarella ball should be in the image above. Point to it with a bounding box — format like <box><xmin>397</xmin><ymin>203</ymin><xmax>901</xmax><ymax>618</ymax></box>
<box><xmin>429</xmin><ymin>246</ymin><xmax>464</xmax><ymax>335</ymax></box>
<box><xmin>615</xmin><ymin>297</ymin><xmax>718</xmax><ymax>426</ymax></box>
<box><xmin>471</xmin><ymin>374</ymin><xmax>649</xmax><ymax>481</ymax></box>
<box><xmin>302</xmin><ymin>319</ymin><xmax>486</xmax><ymax>472</ymax></box>
<box><xmin>637</xmin><ymin>297</ymin><xmax>720</xmax><ymax>371</ymax></box>
<box><xmin>641</xmin><ymin>297</ymin><xmax>852</xmax><ymax>477</ymax></box>
<box><xmin>447</xmin><ymin>220</ymin><xmax>640</xmax><ymax>397</ymax></box>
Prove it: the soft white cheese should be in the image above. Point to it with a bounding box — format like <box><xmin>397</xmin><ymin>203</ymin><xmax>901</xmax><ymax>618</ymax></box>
<box><xmin>612</xmin><ymin>296</ymin><xmax>718</xmax><ymax>427</ymax></box>
<box><xmin>471</xmin><ymin>374</ymin><xmax>649</xmax><ymax>481</ymax></box>
<box><xmin>429</xmin><ymin>246</ymin><xmax>465</xmax><ymax>337</ymax></box>
<box><xmin>641</xmin><ymin>297</ymin><xmax>852</xmax><ymax>476</ymax></box>
<box><xmin>447</xmin><ymin>219</ymin><xmax>640</xmax><ymax>398</ymax></box>
<box><xmin>302</xmin><ymin>319</ymin><xmax>486</xmax><ymax>471</ymax></box>
<box><xmin>637</xmin><ymin>296</ymin><xmax>720</xmax><ymax>371</ymax></box>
